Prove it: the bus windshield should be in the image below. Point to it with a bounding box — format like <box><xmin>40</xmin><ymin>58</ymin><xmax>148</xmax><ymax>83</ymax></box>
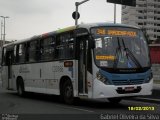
<box><xmin>91</xmin><ymin>27</ymin><xmax>150</xmax><ymax>69</ymax></box>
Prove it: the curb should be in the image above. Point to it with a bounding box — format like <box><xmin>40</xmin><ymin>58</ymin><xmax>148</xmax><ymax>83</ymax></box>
<box><xmin>127</xmin><ymin>97</ymin><xmax>160</xmax><ymax>104</ymax></box>
<box><xmin>126</xmin><ymin>89</ymin><xmax>160</xmax><ymax>104</ymax></box>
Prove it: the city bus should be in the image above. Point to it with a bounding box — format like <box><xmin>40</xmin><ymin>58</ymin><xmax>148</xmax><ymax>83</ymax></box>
<box><xmin>1</xmin><ymin>23</ymin><xmax>153</xmax><ymax>104</ymax></box>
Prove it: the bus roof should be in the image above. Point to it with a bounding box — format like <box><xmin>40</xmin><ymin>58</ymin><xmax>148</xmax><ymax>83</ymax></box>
<box><xmin>77</xmin><ymin>22</ymin><xmax>140</xmax><ymax>30</ymax></box>
<box><xmin>3</xmin><ymin>22</ymin><xmax>140</xmax><ymax>47</ymax></box>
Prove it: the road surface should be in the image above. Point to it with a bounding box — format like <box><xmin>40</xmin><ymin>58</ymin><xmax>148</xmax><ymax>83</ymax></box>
<box><xmin>0</xmin><ymin>83</ymin><xmax>159</xmax><ymax>120</ymax></box>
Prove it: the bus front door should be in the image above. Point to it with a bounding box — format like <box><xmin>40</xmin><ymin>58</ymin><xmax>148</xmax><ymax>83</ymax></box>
<box><xmin>78</xmin><ymin>37</ymin><xmax>88</xmax><ymax>95</ymax></box>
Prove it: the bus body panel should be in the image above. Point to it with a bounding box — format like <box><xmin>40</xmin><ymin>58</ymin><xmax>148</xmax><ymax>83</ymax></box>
<box><xmin>92</xmin><ymin>63</ymin><xmax>153</xmax><ymax>98</ymax></box>
<box><xmin>11</xmin><ymin>60</ymin><xmax>79</xmax><ymax>96</ymax></box>
<box><xmin>87</xmin><ymin>71</ymin><xmax>93</xmax><ymax>98</ymax></box>
<box><xmin>2</xmin><ymin>66</ymin><xmax>8</xmax><ymax>89</ymax></box>
<box><xmin>93</xmin><ymin>78</ymin><xmax>153</xmax><ymax>98</ymax></box>
<box><xmin>2</xmin><ymin>67</ymin><xmax>15</xmax><ymax>90</ymax></box>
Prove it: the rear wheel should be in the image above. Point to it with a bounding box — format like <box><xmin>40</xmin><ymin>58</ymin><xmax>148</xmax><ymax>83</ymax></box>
<box><xmin>62</xmin><ymin>80</ymin><xmax>74</xmax><ymax>104</ymax></box>
<box><xmin>17</xmin><ymin>78</ymin><xmax>25</xmax><ymax>96</ymax></box>
<box><xmin>108</xmin><ymin>98</ymin><xmax>122</xmax><ymax>104</ymax></box>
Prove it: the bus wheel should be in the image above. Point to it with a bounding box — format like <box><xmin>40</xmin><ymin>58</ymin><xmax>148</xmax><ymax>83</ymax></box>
<box><xmin>62</xmin><ymin>80</ymin><xmax>74</xmax><ymax>104</ymax></box>
<box><xmin>17</xmin><ymin>79</ymin><xmax>25</xmax><ymax>96</ymax></box>
<box><xmin>108</xmin><ymin>98</ymin><xmax>122</xmax><ymax>104</ymax></box>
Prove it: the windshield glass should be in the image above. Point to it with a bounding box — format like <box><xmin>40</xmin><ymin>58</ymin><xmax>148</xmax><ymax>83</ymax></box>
<box><xmin>91</xmin><ymin>27</ymin><xmax>150</xmax><ymax>69</ymax></box>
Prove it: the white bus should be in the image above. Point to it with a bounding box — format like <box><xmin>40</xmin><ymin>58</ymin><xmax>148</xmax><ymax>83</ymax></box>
<box><xmin>1</xmin><ymin>23</ymin><xmax>153</xmax><ymax>104</ymax></box>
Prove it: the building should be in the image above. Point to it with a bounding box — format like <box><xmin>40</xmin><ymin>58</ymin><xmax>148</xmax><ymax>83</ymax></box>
<box><xmin>121</xmin><ymin>0</ymin><xmax>160</xmax><ymax>42</ymax></box>
<box><xmin>149</xmin><ymin>44</ymin><xmax>160</xmax><ymax>64</ymax></box>
<box><xmin>0</xmin><ymin>40</ymin><xmax>10</xmax><ymax>47</ymax></box>
<box><xmin>149</xmin><ymin>44</ymin><xmax>160</xmax><ymax>80</ymax></box>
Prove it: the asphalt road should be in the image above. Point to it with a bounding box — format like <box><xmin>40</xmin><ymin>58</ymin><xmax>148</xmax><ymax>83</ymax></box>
<box><xmin>0</xmin><ymin>84</ymin><xmax>160</xmax><ymax>120</ymax></box>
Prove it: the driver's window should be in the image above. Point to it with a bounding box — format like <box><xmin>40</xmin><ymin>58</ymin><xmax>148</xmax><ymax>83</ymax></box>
<box><xmin>95</xmin><ymin>38</ymin><xmax>103</xmax><ymax>55</ymax></box>
<box><xmin>95</xmin><ymin>38</ymin><xmax>102</xmax><ymax>48</ymax></box>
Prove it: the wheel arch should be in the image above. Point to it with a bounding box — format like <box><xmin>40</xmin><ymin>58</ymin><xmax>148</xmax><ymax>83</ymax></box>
<box><xmin>59</xmin><ymin>76</ymin><xmax>72</xmax><ymax>95</ymax></box>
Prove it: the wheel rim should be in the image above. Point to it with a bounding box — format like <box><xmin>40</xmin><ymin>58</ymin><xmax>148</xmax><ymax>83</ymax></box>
<box><xmin>65</xmin><ymin>85</ymin><xmax>73</xmax><ymax>99</ymax></box>
<box><xmin>18</xmin><ymin>85</ymin><xmax>23</xmax><ymax>95</ymax></box>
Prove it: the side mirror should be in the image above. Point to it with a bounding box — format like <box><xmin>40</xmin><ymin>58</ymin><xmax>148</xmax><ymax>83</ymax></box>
<box><xmin>142</xmin><ymin>28</ymin><xmax>149</xmax><ymax>44</ymax></box>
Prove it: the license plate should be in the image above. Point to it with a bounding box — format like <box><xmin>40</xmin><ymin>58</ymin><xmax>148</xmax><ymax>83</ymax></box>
<box><xmin>124</xmin><ymin>87</ymin><xmax>134</xmax><ymax>91</ymax></box>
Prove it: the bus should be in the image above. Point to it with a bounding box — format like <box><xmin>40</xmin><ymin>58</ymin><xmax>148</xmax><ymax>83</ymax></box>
<box><xmin>1</xmin><ymin>23</ymin><xmax>153</xmax><ymax>104</ymax></box>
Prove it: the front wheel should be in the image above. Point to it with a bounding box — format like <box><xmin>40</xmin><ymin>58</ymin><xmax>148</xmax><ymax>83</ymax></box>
<box><xmin>62</xmin><ymin>80</ymin><xmax>74</xmax><ymax>104</ymax></box>
<box><xmin>108</xmin><ymin>98</ymin><xmax>122</xmax><ymax>104</ymax></box>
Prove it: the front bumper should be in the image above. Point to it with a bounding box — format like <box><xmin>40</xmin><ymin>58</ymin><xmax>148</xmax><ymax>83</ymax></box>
<box><xmin>92</xmin><ymin>78</ymin><xmax>153</xmax><ymax>98</ymax></box>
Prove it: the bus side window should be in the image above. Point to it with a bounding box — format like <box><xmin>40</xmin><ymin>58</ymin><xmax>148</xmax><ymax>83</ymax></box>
<box><xmin>55</xmin><ymin>32</ymin><xmax>75</xmax><ymax>59</ymax></box>
<box><xmin>28</xmin><ymin>40</ymin><xmax>39</xmax><ymax>62</ymax></box>
<box><xmin>17</xmin><ymin>44</ymin><xmax>26</xmax><ymax>63</ymax></box>
<box><xmin>65</xmin><ymin>33</ymin><xmax>74</xmax><ymax>59</ymax></box>
<box><xmin>25</xmin><ymin>43</ymin><xmax>29</xmax><ymax>62</ymax></box>
<box><xmin>55</xmin><ymin>34</ymin><xmax>66</xmax><ymax>59</ymax></box>
<box><xmin>40</xmin><ymin>37</ymin><xmax>55</xmax><ymax>61</ymax></box>
<box><xmin>13</xmin><ymin>45</ymin><xmax>17</xmax><ymax>64</ymax></box>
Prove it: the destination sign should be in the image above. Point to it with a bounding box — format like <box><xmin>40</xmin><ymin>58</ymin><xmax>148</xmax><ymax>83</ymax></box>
<box><xmin>96</xmin><ymin>55</ymin><xmax>116</xmax><ymax>60</ymax></box>
<box><xmin>96</xmin><ymin>28</ymin><xmax>137</xmax><ymax>37</ymax></box>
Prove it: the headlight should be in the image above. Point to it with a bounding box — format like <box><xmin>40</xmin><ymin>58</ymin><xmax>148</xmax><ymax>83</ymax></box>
<box><xmin>145</xmin><ymin>72</ymin><xmax>153</xmax><ymax>83</ymax></box>
<box><xmin>96</xmin><ymin>71</ymin><xmax>110</xmax><ymax>84</ymax></box>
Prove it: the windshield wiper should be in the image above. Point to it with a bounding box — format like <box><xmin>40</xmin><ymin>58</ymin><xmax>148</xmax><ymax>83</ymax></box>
<box><xmin>121</xmin><ymin>38</ymin><xmax>142</xmax><ymax>68</ymax></box>
<box><xmin>113</xmin><ymin>37</ymin><xmax>121</xmax><ymax>68</ymax></box>
<box><xmin>113</xmin><ymin>37</ymin><xmax>142</xmax><ymax>69</ymax></box>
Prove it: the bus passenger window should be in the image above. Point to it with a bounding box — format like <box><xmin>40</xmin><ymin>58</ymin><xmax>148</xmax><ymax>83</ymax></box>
<box><xmin>55</xmin><ymin>32</ymin><xmax>75</xmax><ymax>59</ymax></box>
<box><xmin>40</xmin><ymin>37</ymin><xmax>55</xmax><ymax>61</ymax></box>
<box><xmin>28</xmin><ymin>41</ymin><xmax>38</xmax><ymax>62</ymax></box>
<box><xmin>65</xmin><ymin>37</ymin><xmax>74</xmax><ymax>59</ymax></box>
<box><xmin>17</xmin><ymin>44</ymin><xmax>26</xmax><ymax>63</ymax></box>
<box><xmin>55</xmin><ymin>35</ymin><xmax>66</xmax><ymax>59</ymax></box>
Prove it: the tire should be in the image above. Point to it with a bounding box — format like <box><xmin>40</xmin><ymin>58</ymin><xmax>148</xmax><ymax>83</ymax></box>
<box><xmin>108</xmin><ymin>98</ymin><xmax>122</xmax><ymax>104</ymax></box>
<box><xmin>17</xmin><ymin>78</ymin><xmax>25</xmax><ymax>96</ymax></box>
<box><xmin>62</xmin><ymin>80</ymin><xmax>74</xmax><ymax>104</ymax></box>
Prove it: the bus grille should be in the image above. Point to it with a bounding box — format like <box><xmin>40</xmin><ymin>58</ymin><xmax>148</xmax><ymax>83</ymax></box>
<box><xmin>112</xmin><ymin>79</ymin><xmax>144</xmax><ymax>85</ymax></box>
